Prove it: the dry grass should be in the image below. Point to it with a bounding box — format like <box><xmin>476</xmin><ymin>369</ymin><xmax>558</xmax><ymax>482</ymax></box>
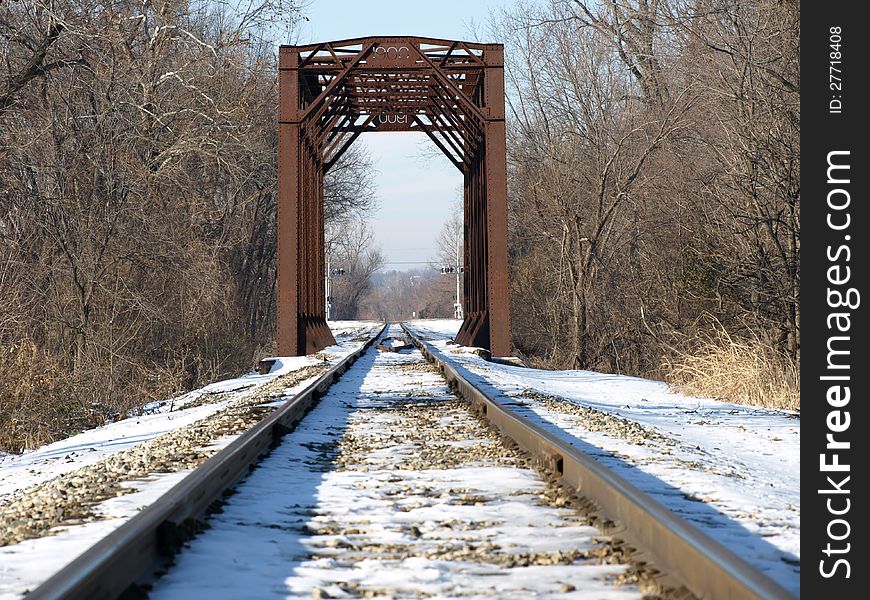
<box><xmin>0</xmin><ymin>331</ymin><xmax>251</xmax><ymax>453</ymax></box>
<box><xmin>664</xmin><ymin>326</ymin><xmax>800</xmax><ymax>411</ymax></box>
<box><xmin>0</xmin><ymin>339</ymin><xmax>99</xmax><ymax>453</ymax></box>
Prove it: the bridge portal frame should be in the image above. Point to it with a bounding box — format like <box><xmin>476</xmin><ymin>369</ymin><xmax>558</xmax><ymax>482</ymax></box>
<box><xmin>277</xmin><ymin>36</ymin><xmax>510</xmax><ymax>356</ymax></box>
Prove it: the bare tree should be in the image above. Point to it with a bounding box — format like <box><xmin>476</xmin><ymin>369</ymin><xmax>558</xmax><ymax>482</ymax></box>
<box><xmin>328</xmin><ymin>220</ymin><xmax>384</xmax><ymax>320</ymax></box>
<box><xmin>569</xmin><ymin>0</ymin><xmax>671</xmax><ymax>107</ymax></box>
<box><xmin>360</xmin><ymin>268</ymin><xmax>450</xmax><ymax>322</ymax></box>
<box><xmin>498</xmin><ymin>2</ymin><xmax>695</xmax><ymax>369</ymax></box>
<box><xmin>0</xmin><ymin>0</ymin><xmax>380</xmax><ymax>451</ymax></box>
<box><xmin>492</xmin><ymin>0</ymin><xmax>798</xmax><ymax>381</ymax></box>
<box><xmin>673</xmin><ymin>0</ymin><xmax>800</xmax><ymax>358</ymax></box>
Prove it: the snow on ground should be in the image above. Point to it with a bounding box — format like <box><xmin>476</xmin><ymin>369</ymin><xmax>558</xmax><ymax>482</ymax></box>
<box><xmin>405</xmin><ymin>319</ymin><xmax>800</xmax><ymax>595</ymax></box>
<box><xmin>150</xmin><ymin>325</ymin><xmax>642</xmax><ymax>599</ymax></box>
<box><xmin>0</xmin><ymin>321</ymin><xmax>382</xmax><ymax>599</ymax></box>
<box><xmin>0</xmin><ymin>321</ymin><xmax>380</xmax><ymax>501</ymax></box>
<box><xmin>0</xmin><ymin>318</ymin><xmax>800</xmax><ymax>596</ymax></box>
<box><xmin>0</xmin><ymin>470</ymin><xmax>190</xmax><ymax>596</ymax></box>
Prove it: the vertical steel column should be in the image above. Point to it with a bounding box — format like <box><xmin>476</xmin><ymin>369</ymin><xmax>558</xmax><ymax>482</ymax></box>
<box><xmin>456</xmin><ymin>44</ymin><xmax>511</xmax><ymax>356</ymax></box>
<box><xmin>456</xmin><ymin>155</ymin><xmax>487</xmax><ymax>348</ymax></box>
<box><xmin>277</xmin><ymin>48</ymin><xmax>300</xmax><ymax>356</ymax></box>
<box><xmin>278</xmin><ymin>47</ymin><xmax>335</xmax><ymax>356</ymax></box>
<box><xmin>482</xmin><ymin>46</ymin><xmax>511</xmax><ymax>356</ymax></box>
<box><xmin>301</xmin><ymin>147</ymin><xmax>312</xmax><ymax>334</ymax></box>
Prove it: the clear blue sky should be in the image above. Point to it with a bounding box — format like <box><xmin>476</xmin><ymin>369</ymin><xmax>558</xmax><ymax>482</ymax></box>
<box><xmin>296</xmin><ymin>0</ymin><xmax>514</xmax><ymax>270</ymax></box>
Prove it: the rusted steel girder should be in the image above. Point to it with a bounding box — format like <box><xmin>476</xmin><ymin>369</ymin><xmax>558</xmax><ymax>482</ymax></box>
<box><xmin>277</xmin><ymin>36</ymin><xmax>511</xmax><ymax>356</ymax></box>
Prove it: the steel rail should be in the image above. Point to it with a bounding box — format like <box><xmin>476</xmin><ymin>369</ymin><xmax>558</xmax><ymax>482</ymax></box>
<box><xmin>401</xmin><ymin>324</ymin><xmax>797</xmax><ymax>600</ymax></box>
<box><xmin>28</xmin><ymin>324</ymin><xmax>387</xmax><ymax>600</ymax></box>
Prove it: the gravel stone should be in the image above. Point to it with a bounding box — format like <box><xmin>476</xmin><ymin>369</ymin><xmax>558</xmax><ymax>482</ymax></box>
<box><xmin>515</xmin><ymin>390</ymin><xmax>745</xmax><ymax>480</ymax></box>
<box><xmin>0</xmin><ymin>365</ymin><xmax>328</xmax><ymax>546</ymax></box>
<box><xmin>290</xmin><ymin>351</ymin><xmax>676</xmax><ymax>598</ymax></box>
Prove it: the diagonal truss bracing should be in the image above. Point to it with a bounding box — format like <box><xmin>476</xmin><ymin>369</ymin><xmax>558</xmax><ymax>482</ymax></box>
<box><xmin>277</xmin><ymin>36</ymin><xmax>510</xmax><ymax>356</ymax></box>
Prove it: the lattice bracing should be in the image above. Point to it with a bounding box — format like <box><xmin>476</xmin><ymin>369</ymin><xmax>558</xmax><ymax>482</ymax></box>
<box><xmin>277</xmin><ymin>36</ymin><xmax>510</xmax><ymax>356</ymax></box>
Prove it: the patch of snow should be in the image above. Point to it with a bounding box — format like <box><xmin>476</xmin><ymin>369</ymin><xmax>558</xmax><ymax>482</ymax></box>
<box><xmin>405</xmin><ymin>319</ymin><xmax>800</xmax><ymax>595</ymax></box>
<box><xmin>0</xmin><ymin>322</ymin><xmax>381</xmax><ymax>502</ymax></box>
<box><xmin>0</xmin><ymin>323</ymin><xmax>383</xmax><ymax>598</ymax></box>
<box><xmin>0</xmin><ymin>470</ymin><xmax>191</xmax><ymax>599</ymax></box>
<box><xmin>149</xmin><ymin>325</ymin><xmax>642</xmax><ymax>599</ymax></box>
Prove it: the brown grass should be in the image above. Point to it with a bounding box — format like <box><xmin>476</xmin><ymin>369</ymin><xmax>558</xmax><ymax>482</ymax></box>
<box><xmin>664</xmin><ymin>325</ymin><xmax>800</xmax><ymax>411</ymax></box>
<box><xmin>0</xmin><ymin>339</ymin><xmax>99</xmax><ymax>453</ymax></box>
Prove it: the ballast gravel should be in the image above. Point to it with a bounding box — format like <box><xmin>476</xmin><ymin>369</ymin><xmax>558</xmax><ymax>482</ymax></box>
<box><xmin>150</xmin><ymin>331</ymin><xmax>671</xmax><ymax>599</ymax></box>
<box><xmin>0</xmin><ymin>365</ymin><xmax>326</xmax><ymax>546</ymax></box>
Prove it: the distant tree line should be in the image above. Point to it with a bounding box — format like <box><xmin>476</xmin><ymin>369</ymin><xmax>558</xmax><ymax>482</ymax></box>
<box><xmin>358</xmin><ymin>267</ymin><xmax>455</xmax><ymax>323</ymax></box>
<box><xmin>330</xmin><ymin>202</ymin><xmax>462</xmax><ymax>323</ymax></box>
<box><xmin>0</xmin><ymin>0</ymin><xmax>375</xmax><ymax>451</ymax></box>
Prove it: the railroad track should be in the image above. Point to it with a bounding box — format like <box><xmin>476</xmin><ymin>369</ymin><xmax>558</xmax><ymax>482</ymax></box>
<box><xmin>27</xmin><ymin>324</ymin><xmax>796</xmax><ymax>599</ymax></box>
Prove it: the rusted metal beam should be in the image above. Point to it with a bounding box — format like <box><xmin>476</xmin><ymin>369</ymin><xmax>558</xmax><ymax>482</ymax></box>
<box><xmin>276</xmin><ymin>122</ymin><xmax>299</xmax><ymax>356</ymax></box>
<box><xmin>413</xmin><ymin>115</ymin><xmax>465</xmax><ymax>172</ymax></box>
<box><xmin>301</xmin><ymin>42</ymin><xmax>375</xmax><ymax>122</ymax></box>
<box><xmin>278</xmin><ymin>46</ymin><xmax>336</xmax><ymax>356</ymax></box>
<box><xmin>277</xmin><ymin>47</ymin><xmax>300</xmax><ymax>356</ymax></box>
<box><xmin>482</xmin><ymin>46</ymin><xmax>511</xmax><ymax>357</ymax></box>
<box><xmin>291</xmin><ymin>35</ymin><xmax>492</xmax><ymax>52</ymax></box>
<box><xmin>277</xmin><ymin>37</ymin><xmax>511</xmax><ymax>356</ymax></box>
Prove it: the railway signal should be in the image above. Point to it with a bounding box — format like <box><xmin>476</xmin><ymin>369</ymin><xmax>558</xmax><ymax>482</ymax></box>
<box><xmin>326</xmin><ymin>263</ymin><xmax>345</xmax><ymax>320</ymax></box>
<box><xmin>439</xmin><ymin>265</ymin><xmax>464</xmax><ymax>318</ymax></box>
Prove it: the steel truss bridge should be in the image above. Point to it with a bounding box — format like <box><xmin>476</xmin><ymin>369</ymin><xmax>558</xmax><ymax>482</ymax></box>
<box><xmin>277</xmin><ymin>36</ymin><xmax>510</xmax><ymax>356</ymax></box>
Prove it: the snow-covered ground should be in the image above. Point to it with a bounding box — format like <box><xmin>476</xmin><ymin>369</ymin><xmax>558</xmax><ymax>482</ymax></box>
<box><xmin>405</xmin><ymin>319</ymin><xmax>800</xmax><ymax>595</ymax></box>
<box><xmin>0</xmin><ymin>470</ymin><xmax>192</xmax><ymax>597</ymax></box>
<box><xmin>0</xmin><ymin>321</ymin><xmax>380</xmax><ymax>501</ymax></box>
<box><xmin>0</xmin><ymin>321</ymin><xmax>382</xmax><ymax>599</ymax></box>
<box><xmin>0</xmin><ymin>319</ymin><xmax>799</xmax><ymax>597</ymax></box>
<box><xmin>150</xmin><ymin>325</ymin><xmax>643</xmax><ymax>599</ymax></box>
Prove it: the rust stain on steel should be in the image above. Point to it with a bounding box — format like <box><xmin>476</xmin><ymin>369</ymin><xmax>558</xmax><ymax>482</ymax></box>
<box><xmin>277</xmin><ymin>36</ymin><xmax>511</xmax><ymax>356</ymax></box>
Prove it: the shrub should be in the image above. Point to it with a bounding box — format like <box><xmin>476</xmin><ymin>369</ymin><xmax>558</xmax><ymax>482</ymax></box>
<box><xmin>664</xmin><ymin>324</ymin><xmax>799</xmax><ymax>411</ymax></box>
<box><xmin>0</xmin><ymin>339</ymin><xmax>105</xmax><ymax>453</ymax></box>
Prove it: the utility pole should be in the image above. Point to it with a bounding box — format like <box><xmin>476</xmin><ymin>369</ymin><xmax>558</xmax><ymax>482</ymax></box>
<box><xmin>325</xmin><ymin>260</ymin><xmax>331</xmax><ymax>321</ymax></box>
<box><xmin>455</xmin><ymin>231</ymin><xmax>463</xmax><ymax>320</ymax></box>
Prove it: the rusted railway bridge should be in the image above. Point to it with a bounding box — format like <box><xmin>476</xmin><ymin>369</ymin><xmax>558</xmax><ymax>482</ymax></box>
<box><xmin>277</xmin><ymin>36</ymin><xmax>510</xmax><ymax>356</ymax></box>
